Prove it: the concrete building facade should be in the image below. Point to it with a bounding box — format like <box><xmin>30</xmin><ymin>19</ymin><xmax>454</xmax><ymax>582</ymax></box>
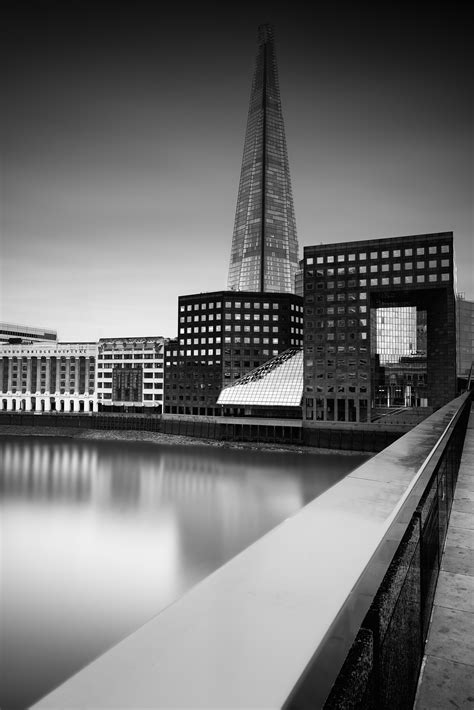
<box><xmin>302</xmin><ymin>232</ymin><xmax>456</xmax><ymax>424</ymax></box>
<box><xmin>0</xmin><ymin>322</ymin><xmax>57</xmax><ymax>344</ymax></box>
<box><xmin>0</xmin><ymin>341</ymin><xmax>97</xmax><ymax>412</ymax></box>
<box><xmin>164</xmin><ymin>291</ymin><xmax>303</xmax><ymax>416</ymax></box>
<box><xmin>456</xmin><ymin>294</ymin><xmax>474</xmax><ymax>378</ymax></box>
<box><xmin>97</xmin><ymin>337</ymin><xmax>166</xmax><ymax>413</ymax></box>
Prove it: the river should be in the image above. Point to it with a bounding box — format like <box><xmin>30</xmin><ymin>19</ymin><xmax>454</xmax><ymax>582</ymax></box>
<box><xmin>0</xmin><ymin>434</ymin><xmax>369</xmax><ymax>709</ymax></box>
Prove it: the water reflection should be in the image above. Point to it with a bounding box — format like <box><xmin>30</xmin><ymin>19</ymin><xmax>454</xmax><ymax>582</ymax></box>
<box><xmin>0</xmin><ymin>436</ymin><xmax>368</xmax><ymax>709</ymax></box>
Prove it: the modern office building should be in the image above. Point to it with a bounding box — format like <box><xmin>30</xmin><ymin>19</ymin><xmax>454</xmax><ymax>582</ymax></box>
<box><xmin>164</xmin><ymin>291</ymin><xmax>303</xmax><ymax>416</ymax></box>
<box><xmin>227</xmin><ymin>24</ymin><xmax>299</xmax><ymax>294</ymax></box>
<box><xmin>217</xmin><ymin>347</ymin><xmax>303</xmax><ymax>418</ymax></box>
<box><xmin>0</xmin><ymin>341</ymin><xmax>97</xmax><ymax>412</ymax></box>
<box><xmin>456</xmin><ymin>294</ymin><xmax>474</xmax><ymax>378</ymax></box>
<box><xmin>96</xmin><ymin>337</ymin><xmax>166</xmax><ymax>413</ymax></box>
<box><xmin>302</xmin><ymin>232</ymin><xmax>456</xmax><ymax>424</ymax></box>
<box><xmin>0</xmin><ymin>322</ymin><xmax>57</xmax><ymax>344</ymax></box>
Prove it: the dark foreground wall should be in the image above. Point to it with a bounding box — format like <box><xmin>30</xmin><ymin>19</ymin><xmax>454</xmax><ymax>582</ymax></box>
<box><xmin>0</xmin><ymin>412</ymin><xmax>162</xmax><ymax>432</ymax></box>
<box><xmin>0</xmin><ymin>412</ymin><xmax>409</xmax><ymax>452</ymax></box>
<box><xmin>0</xmin><ymin>412</ymin><xmax>408</xmax><ymax>452</ymax></box>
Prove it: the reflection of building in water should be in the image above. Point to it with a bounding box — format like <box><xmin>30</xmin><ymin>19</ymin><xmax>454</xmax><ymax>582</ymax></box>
<box><xmin>372</xmin><ymin>307</ymin><xmax>428</xmax><ymax>407</ymax></box>
<box><xmin>0</xmin><ymin>440</ymin><xmax>97</xmax><ymax>501</ymax></box>
<box><xmin>0</xmin><ymin>341</ymin><xmax>97</xmax><ymax>413</ymax></box>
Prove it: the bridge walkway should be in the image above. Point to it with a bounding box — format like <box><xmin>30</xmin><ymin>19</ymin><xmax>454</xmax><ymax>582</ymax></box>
<box><xmin>414</xmin><ymin>404</ymin><xmax>474</xmax><ymax>708</ymax></box>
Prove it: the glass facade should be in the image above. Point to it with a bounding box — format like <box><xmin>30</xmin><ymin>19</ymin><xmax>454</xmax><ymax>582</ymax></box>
<box><xmin>375</xmin><ymin>307</ymin><xmax>418</xmax><ymax>364</ymax></box>
<box><xmin>372</xmin><ymin>307</ymin><xmax>428</xmax><ymax>407</ymax></box>
<box><xmin>217</xmin><ymin>348</ymin><xmax>303</xmax><ymax>408</ymax></box>
<box><xmin>227</xmin><ymin>24</ymin><xmax>299</xmax><ymax>294</ymax></box>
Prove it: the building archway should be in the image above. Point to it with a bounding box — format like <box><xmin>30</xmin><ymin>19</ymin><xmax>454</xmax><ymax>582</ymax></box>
<box><xmin>41</xmin><ymin>400</ymin><xmax>45</xmax><ymax>412</ymax></box>
<box><xmin>60</xmin><ymin>400</ymin><xmax>65</xmax><ymax>412</ymax></box>
<box><xmin>69</xmin><ymin>400</ymin><xmax>74</xmax><ymax>412</ymax></box>
<box><xmin>2</xmin><ymin>399</ymin><xmax>7</xmax><ymax>411</ymax></box>
<box><xmin>79</xmin><ymin>400</ymin><xmax>85</xmax><ymax>412</ymax></box>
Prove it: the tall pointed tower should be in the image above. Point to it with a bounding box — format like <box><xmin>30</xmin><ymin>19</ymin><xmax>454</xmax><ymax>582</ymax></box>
<box><xmin>227</xmin><ymin>24</ymin><xmax>299</xmax><ymax>293</ymax></box>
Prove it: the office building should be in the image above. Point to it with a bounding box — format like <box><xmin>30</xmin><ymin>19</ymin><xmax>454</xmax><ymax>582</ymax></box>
<box><xmin>217</xmin><ymin>347</ymin><xmax>303</xmax><ymax>418</ymax></box>
<box><xmin>302</xmin><ymin>232</ymin><xmax>456</xmax><ymax>424</ymax></box>
<box><xmin>96</xmin><ymin>337</ymin><xmax>166</xmax><ymax>413</ymax></box>
<box><xmin>0</xmin><ymin>322</ymin><xmax>57</xmax><ymax>344</ymax></box>
<box><xmin>0</xmin><ymin>341</ymin><xmax>97</xmax><ymax>412</ymax></box>
<box><xmin>164</xmin><ymin>291</ymin><xmax>303</xmax><ymax>416</ymax></box>
<box><xmin>456</xmin><ymin>294</ymin><xmax>474</xmax><ymax>378</ymax></box>
<box><xmin>227</xmin><ymin>24</ymin><xmax>299</xmax><ymax>293</ymax></box>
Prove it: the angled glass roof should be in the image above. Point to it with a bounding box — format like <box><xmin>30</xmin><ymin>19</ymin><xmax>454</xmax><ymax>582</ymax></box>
<box><xmin>217</xmin><ymin>348</ymin><xmax>303</xmax><ymax>407</ymax></box>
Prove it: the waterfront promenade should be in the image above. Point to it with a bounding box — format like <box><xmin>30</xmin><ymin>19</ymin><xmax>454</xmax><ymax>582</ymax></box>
<box><xmin>415</xmin><ymin>404</ymin><xmax>474</xmax><ymax>709</ymax></box>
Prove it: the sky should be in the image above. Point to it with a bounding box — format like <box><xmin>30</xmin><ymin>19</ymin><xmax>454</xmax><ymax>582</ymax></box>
<box><xmin>1</xmin><ymin>1</ymin><xmax>472</xmax><ymax>342</ymax></box>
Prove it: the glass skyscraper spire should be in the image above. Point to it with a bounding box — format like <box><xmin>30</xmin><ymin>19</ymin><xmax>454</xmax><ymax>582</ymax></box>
<box><xmin>227</xmin><ymin>24</ymin><xmax>299</xmax><ymax>293</ymax></box>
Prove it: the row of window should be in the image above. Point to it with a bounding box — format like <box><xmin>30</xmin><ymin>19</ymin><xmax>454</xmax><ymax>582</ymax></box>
<box><xmin>307</xmin><ymin>382</ymin><xmax>368</xmax><ymax>391</ymax></box>
<box><xmin>306</xmin><ymin>244</ymin><xmax>450</xmax><ymax>265</ymax></box>
<box><xmin>178</xmin><ymin>324</ymin><xmax>283</xmax><ymax>336</ymax></box>
<box><xmin>97</xmin><ymin>383</ymin><xmax>162</xmax><ymax>390</ymax></box>
<box><xmin>306</xmin><ymin>257</ymin><xmax>451</xmax><ymax>277</ymax></box>
<box><xmin>306</xmin><ymin>273</ymin><xmax>450</xmax><ymax>290</ymax></box>
<box><xmin>305</xmin><ymin>289</ymin><xmax>368</xmax><ymax>301</ymax></box>
<box><xmin>306</xmin><ymin>358</ymin><xmax>368</xmax><ymax>367</ymax></box>
<box><xmin>305</xmin><ymin>398</ymin><xmax>369</xmax><ymax>423</ymax></box>
<box><xmin>306</xmin><ymin>302</ymin><xmax>367</xmax><ymax>315</ymax></box>
<box><xmin>97</xmin><ymin>393</ymin><xmax>162</xmax><ymax>401</ymax></box>
<box><xmin>98</xmin><ymin>354</ymin><xmax>161</xmax><ymax>361</ymax></box>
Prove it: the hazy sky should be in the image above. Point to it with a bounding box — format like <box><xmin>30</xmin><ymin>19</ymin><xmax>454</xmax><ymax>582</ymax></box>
<box><xmin>2</xmin><ymin>2</ymin><xmax>472</xmax><ymax>341</ymax></box>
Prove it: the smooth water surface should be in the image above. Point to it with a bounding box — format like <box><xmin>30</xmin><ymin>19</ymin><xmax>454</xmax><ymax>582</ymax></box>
<box><xmin>0</xmin><ymin>435</ymin><xmax>368</xmax><ymax>709</ymax></box>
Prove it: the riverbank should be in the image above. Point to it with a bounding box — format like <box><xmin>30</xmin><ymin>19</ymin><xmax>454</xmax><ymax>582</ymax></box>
<box><xmin>0</xmin><ymin>424</ymin><xmax>374</xmax><ymax>456</ymax></box>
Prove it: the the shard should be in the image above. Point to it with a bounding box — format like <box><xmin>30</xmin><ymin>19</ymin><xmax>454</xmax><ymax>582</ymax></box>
<box><xmin>227</xmin><ymin>24</ymin><xmax>299</xmax><ymax>293</ymax></box>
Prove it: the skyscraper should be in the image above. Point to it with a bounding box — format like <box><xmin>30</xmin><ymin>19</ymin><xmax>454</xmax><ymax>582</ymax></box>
<box><xmin>227</xmin><ymin>24</ymin><xmax>299</xmax><ymax>294</ymax></box>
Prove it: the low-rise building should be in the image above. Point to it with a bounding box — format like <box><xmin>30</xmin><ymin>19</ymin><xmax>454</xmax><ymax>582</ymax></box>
<box><xmin>0</xmin><ymin>321</ymin><xmax>57</xmax><ymax>344</ymax></box>
<box><xmin>0</xmin><ymin>341</ymin><xmax>97</xmax><ymax>412</ymax></box>
<box><xmin>96</xmin><ymin>337</ymin><xmax>166</xmax><ymax>413</ymax></box>
<box><xmin>164</xmin><ymin>291</ymin><xmax>303</xmax><ymax>416</ymax></box>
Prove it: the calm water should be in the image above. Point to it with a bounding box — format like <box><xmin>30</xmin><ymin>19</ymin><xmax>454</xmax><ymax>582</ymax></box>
<box><xmin>0</xmin><ymin>435</ymin><xmax>368</xmax><ymax>709</ymax></box>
